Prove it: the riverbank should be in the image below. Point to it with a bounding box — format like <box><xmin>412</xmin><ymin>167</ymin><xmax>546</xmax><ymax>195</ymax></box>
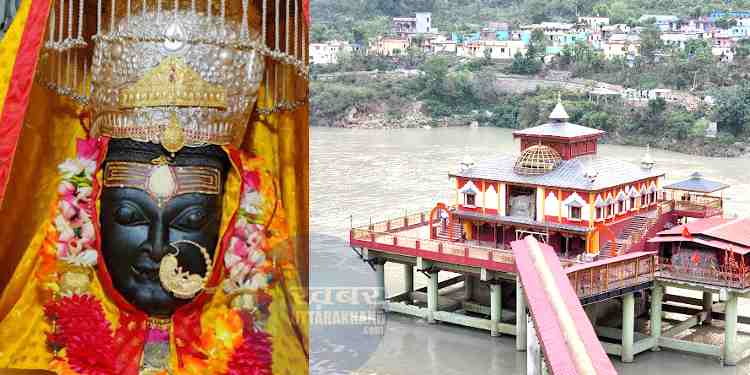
<box><xmin>312</xmin><ymin>103</ymin><xmax>749</xmax><ymax>157</ymax></box>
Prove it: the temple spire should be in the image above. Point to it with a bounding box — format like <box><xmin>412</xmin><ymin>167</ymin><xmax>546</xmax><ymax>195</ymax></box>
<box><xmin>641</xmin><ymin>144</ymin><xmax>655</xmax><ymax>170</ymax></box>
<box><xmin>549</xmin><ymin>93</ymin><xmax>569</xmax><ymax>122</ymax></box>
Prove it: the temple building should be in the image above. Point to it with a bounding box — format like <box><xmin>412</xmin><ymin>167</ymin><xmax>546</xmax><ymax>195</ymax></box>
<box><xmin>440</xmin><ymin>99</ymin><xmax>666</xmax><ymax>258</ymax></box>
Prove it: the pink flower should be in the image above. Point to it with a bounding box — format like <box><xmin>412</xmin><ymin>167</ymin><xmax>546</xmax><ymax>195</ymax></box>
<box><xmin>76</xmin><ymin>138</ymin><xmax>100</xmax><ymax>162</ymax></box>
<box><xmin>242</xmin><ymin>171</ymin><xmax>261</xmax><ymax>190</ymax></box>
<box><xmin>58</xmin><ymin>181</ymin><xmax>76</xmax><ymax>200</ymax></box>
<box><xmin>246</xmin><ymin>228</ymin><xmax>264</xmax><ymax>249</ymax></box>
<box><xmin>234</xmin><ymin>218</ymin><xmax>250</xmax><ymax>241</ymax></box>
<box><xmin>59</xmin><ymin>200</ymin><xmax>78</xmax><ymax>220</ymax></box>
<box><xmin>230</xmin><ymin>237</ymin><xmax>250</xmax><ymax>258</ymax></box>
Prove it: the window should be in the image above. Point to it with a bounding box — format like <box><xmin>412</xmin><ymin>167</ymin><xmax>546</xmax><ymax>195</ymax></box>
<box><xmin>569</xmin><ymin>205</ymin><xmax>582</xmax><ymax>220</ymax></box>
<box><xmin>465</xmin><ymin>193</ymin><xmax>476</xmax><ymax>206</ymax></box>
<box><xmin>617</xmin><ymin>200</ymin><xmax>625</xmax><ymax>214</ymax></box>
<box><xmin>607</xmin><ymin>203</ymin><xmax>615</xmax><ymax>217</ymax></box>
<box><xmin>650</xmin><ymin>191</ymin><xmax>657</xmax><ymax>204</ymax></box>
<box><xmin>641</xmin><ymin>195</ymin><xmax>646</xmax><ymax>206</ymax></box>
<box><xmin>630</xmin><ymin>197</ymin><xmax>636</xmax><ymax>210</ymax></box>
<box><xmin>596</xmin><ymin>207</ymin><xmax>604</xmax><ymax>220</ymax></box>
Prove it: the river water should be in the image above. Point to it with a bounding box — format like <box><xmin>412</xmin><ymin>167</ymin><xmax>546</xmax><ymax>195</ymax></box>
<box><xmin>310</xmin><ymin>127</ymin><xmax>750</xmax><ymax>375</ymax></box>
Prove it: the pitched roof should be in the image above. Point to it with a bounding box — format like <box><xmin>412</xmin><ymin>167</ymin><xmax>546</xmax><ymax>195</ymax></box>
<box><xmin>662</xmin><ymin>172</ymin><xmax>730</xmax><ymax>193</ymax></box>
<box><xmin>513</xmin><ymin>122</ymin><xmax>605</xmax><ymax>139</ymax></box>
<box><xmin>549</xmin><ymin>101</ymin><xmax>570</xmax><ymax>120</ymax></box>
<box><xmin>451</xmin><ymin>153</ymin><xmax>662</xmax><ymax>191</ymax></box>
<box><xmin>657</xmin><ymin>217</ymin><xmax>750</xmax><ymax>248</ymax></box>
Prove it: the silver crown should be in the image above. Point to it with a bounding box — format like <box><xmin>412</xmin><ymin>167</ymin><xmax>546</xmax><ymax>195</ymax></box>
<box><xmin>89</xmin><ymin>11</ymin><xmax>264</xmax><ymax>150</ymax></box>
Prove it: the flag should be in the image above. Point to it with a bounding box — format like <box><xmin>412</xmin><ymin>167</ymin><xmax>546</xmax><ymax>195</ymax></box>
<box><xmin>681</xmin><ymin>226</ymin><xmax>692</xmax><ymax>239</ymax></box>
<box><xmin>0</xmin><ymin>0</ymin><xmax>51</xmax><ymax>207</ymax></box>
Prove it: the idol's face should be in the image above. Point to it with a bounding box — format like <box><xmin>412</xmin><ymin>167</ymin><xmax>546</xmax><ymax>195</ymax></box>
<box><xmin>100</xmin><ymin>187</ymin><xmax>222</xmax><ymax>317</ymax></box>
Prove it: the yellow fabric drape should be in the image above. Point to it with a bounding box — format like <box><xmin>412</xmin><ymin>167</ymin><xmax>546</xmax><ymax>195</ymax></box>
<box><xmin>0</xmin><ymin>84</ymin><xmax>84</xmax><ymax>319</ymax></box>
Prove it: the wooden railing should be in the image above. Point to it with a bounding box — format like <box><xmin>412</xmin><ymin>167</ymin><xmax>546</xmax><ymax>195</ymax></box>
<box><xmin>350</xmin><ymin>227</ymin><xmax>516</xmax><ymax>271</ymax></box>
<box><xmin>659</xmin><ymin>258</ymin><xmax>750</xmax><ymax>289</ymax></box>
<box><xmin>567</xmin><ymin>253</ymin><xmax>657</xmax><ymax>299</ymax></box>
<box><xmin>666</xmin><ymin>194</ymin><xmax>723</xmax><ymax>217</ymax></box>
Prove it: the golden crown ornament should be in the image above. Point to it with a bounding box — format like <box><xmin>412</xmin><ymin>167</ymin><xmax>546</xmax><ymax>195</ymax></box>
<box><xmin>37</xmin><ymin>0</ymin><xmax>310</xmax><ymax>151</ymax></box>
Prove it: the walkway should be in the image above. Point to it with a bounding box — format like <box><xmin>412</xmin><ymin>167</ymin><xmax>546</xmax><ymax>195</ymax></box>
<box><xmin>512</xmin><ymin>236</ymin><xmax>617</xmax><ymax>375</ymax></box>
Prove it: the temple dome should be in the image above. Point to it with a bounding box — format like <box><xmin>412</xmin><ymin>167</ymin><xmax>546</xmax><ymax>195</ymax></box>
<box><xmin>514</xmin><ymin>145</ymin><xmax>562</xmax><ymax>175</ymax></box>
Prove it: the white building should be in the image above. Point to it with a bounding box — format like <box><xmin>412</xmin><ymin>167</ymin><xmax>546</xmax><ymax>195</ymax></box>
<box><xmin>578</xmin><ymin>16</ymin><xmax>610</xmax><ymax>28</ymax></box>
<box><xmin>660</xmin><ymin>32</ymin><xmax>701</xmax><ymax>50</ymax></box>
<box><xmin>309</xmin><ymin>40</ymin><xmax>352</xmax><ymax>65</ymax></box>
<box><xmin>602</xmin><ymin>34</ymin><xmax>641</xmax><ymax>59</ymax></box>
<box><xmin>457</xmin><ymin>39</ymin><xmax>527</xmax><ymax>59</ymax></box>
<box><xmin>392</xmin><ymin>12</ymin><xmax>435</xmax><ymax>35</ymax></box>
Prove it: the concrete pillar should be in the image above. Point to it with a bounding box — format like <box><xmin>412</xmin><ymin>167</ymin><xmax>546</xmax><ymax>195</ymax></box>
<box><xmin>622</xmin><ymin>292</ymin><xmax>635</xmax><ymax>363</ymax></box>
<box><xmin>375</xmin><ymin>261</ymin><xmax>386</xmax><ymax>310</ymax></box>
<box><xmin>404</xmin><ymin>264</ymin><xmax>414</xmax><ymax>295</ymax></box>
<box><xmin>702</xmin><ymin>291</ymin><xmax>713</xmax><ymax>325</ymax></box>
<box><xmin>464</xmin><ymin>274</ymin><xmax>473</xmax><ymax>301</ymax></box>
<box><xmin>427</xmin><ymin>270</ymin><xmax>439</xmax><ymax>323</ymax></box>
<box><xmin>650</xmin><ymin>285</ymin><xmax>663</xmax><ymax>351</ymax></box>
<box><xmin>724</xmin><ymin>293</ymin><xmax>739</xmax><ymax>366</ymax></box>
<box><xmin>527</xmin><ymin>317</ymin><xmax>543</xmax><ymax>375</ymax></box>
<box><xmin>516</xmin><ymin>279</ymin><xmax>527</xmax><ymax>351</ymax></box>
<box><xmin>490</xmin><ymin>283</ymin><xmax>502</xmax><ymax>337</ymax></box>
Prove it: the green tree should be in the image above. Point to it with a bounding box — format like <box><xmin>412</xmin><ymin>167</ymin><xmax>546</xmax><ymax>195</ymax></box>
<box><xmin>639</xmin><ymin>25</ymin><xmax>663</xmax><ymax>64</ymax></box>
<box><xmin>735</xmin><ymin>39</ymin><xmax>750</xmax><ymax>60</ymax></box>
<box><xmin>592</xmin><ymin>3</ymin><xmax>609</xmax><ymax>17</ymax></box>
<box><xmin>715</xmin><ymin>17</ymin><xmax>738</xmax><ymax>30</ymax></box>
<box><xmin>509</xmin><ymin>50</ymin><xmax>542</xmax><ymax>75</ymax></box>
<box><xmin>712</xmin><ymin>83</ymin><xmax>750</xmax><ymax>137</ymax></box>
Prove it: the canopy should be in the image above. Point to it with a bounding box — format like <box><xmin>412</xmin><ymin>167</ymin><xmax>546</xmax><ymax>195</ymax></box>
<box><xmin>663</xmin><ymin>172</ymin><xmax>730</xmax><ymax>193</ymax></box>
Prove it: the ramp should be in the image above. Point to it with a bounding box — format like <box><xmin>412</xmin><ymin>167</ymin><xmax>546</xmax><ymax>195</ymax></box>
<box><xmin>512</xmin><ymin>236</ymin><xmax>617</xmax><ymax>375</ymax></box>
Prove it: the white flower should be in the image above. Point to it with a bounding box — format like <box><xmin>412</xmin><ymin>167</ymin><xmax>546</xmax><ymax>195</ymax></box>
<box><xmin>54</xmin><ymin>215</ymin><xmax>76</xmax><ymax>242</ymax></box>
<box><xmin>224</xmin><ymin>251</ymin><xmax>242</xmax><ymax>269</ymax></box>
<box><xmin>229</xmin><ymin>262</ymin><xmax>250</xmax><ymax>283</ymax></box>
<box><xmin>240</xmin><ymin>191</ymin><xmax>262</xmax><ymax>215</ymax></box>
<box><xmin>82</xmin><ymin>159</ymin><xmax>97</xmax><ymax>175</ymax></box>
<box><xmin>247</xmin><ymin>272</ymin><xmax>269</xmax><ymax>290</ymax></box>
<box><xmin>249</xmin><ymin>249</ymin><xmax>266</xmax><ymax>266</ymax></box>
<box><xmin>80</xmin><ymin>221</ymin><xmax>95</xmax><ymax>245</ymax></box>
<box><xmin>77</xmin><ymin>186</ymin><xmax>93</xmax><ymax>199</ymax></box>
<box><xmin>62</xmin><ymin>249</ymin><xmax>98</xmax><ymax>266</ymax></box>
<box><xmin>58</xmin><ymin>159</ymin><xmax>85</xmax><ymax>177</ymax></box>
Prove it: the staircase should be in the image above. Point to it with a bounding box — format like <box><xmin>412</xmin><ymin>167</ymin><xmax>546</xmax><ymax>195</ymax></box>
<box><xmin>436</xmin><ymin>220</ymin><xmax>463</xmax><ymax>241</ymax></box>
<box><xmin>603</xmin><ymin>214</ymin><xmax>657</xmax><ymax>256</ymax></box>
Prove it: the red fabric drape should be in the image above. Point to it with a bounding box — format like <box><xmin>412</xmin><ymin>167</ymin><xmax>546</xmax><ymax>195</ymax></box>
<box><xmin>0</xmin><ymin>0</ymin><xmax>51</xmax><ymax>206</ymax></box>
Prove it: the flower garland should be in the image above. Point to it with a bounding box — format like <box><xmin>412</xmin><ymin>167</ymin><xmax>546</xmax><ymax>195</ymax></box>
<box><xmin>45</xmin><ymin>295</ymin><xmax>116</xmax><ymax>375</ymax></box>
<box><xmin>53</xmin><ymin>138</ymin><xmax>100</xmax><ymax>268</ymax></box>
<box><xmin>39</xmin><ymin>139</ymin><xmax>275</xmax><ymax>375</ymax></box>
<box><xmin>223</xmin><ymin>170</ymin><xmax>276</xmax><ymax>324</ymax></box>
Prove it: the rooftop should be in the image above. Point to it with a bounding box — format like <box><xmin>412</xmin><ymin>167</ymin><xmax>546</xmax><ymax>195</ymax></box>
<box><xmin>663</xmin><ymin>172</ymin><xmax>730</xmax><ymax>193</ymax></box>
<box><xmin>451</xmin><ymin>153</ymin><xmax>664</xmax><ymax>191</ymax></box>
<box><xmin>658</xmin><ymin>217</ymin><xmax>750</xmax><ymax>248</ymax></box>
<box><xmin>513</xmin><ymin>122</ymin><xmax>605</xmax><ymax>139</ymax></box>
